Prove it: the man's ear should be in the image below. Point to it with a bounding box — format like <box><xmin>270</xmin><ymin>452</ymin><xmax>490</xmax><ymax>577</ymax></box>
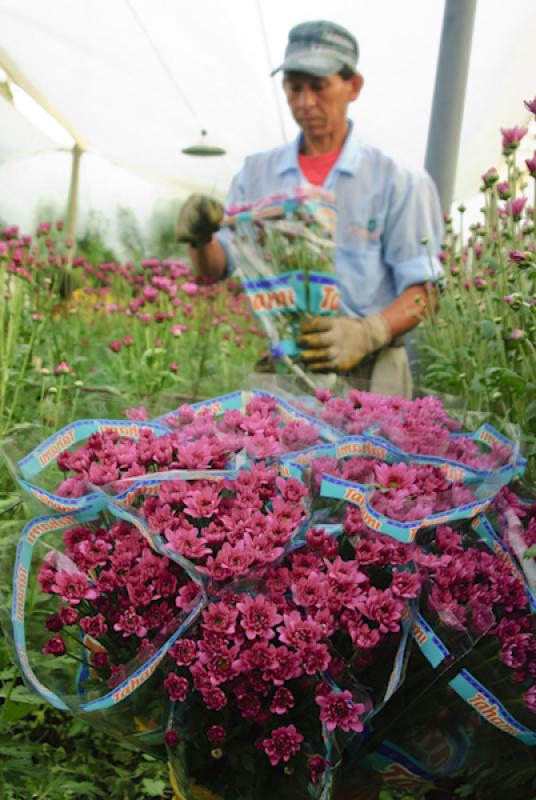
<box><xmin>349</xmin><ymin>72</ymin><xmax>364</xmax><ymax>101</ymax></box>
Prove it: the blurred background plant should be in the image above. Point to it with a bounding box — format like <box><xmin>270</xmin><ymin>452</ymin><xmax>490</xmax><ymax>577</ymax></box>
<box><xmin>417</xmin><ymin>101</ymin><xmax>536</xmax><ymax>482</ymax></box>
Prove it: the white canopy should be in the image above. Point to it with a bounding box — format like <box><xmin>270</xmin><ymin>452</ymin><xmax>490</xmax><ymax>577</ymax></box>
<box><xmin>0</xmin><ymin>0</ymin><xmax>535</xmax><ymax>243</ymax></box>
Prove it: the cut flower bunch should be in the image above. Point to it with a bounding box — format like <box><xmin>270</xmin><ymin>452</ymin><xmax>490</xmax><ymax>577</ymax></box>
<box><xmin>227</xmin><ymin>188</ymin><xmax>339</xmax><ymax>364</ymax></box>
<box><xmin>1</xmin><ymin>387</ymin><xmax>535</xmax><ymax>800</ymax></box>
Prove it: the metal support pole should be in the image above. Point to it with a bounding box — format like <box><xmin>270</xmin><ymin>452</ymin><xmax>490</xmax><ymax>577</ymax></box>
<box><xmin>64</xmin><ymin>143</ymin><xmax>83</xmax><ymax>288</ymax></box>
<box><xmin>424</xmin><ymin>0</ymin><xmax>478</xmax><ymax>213</ymax></box>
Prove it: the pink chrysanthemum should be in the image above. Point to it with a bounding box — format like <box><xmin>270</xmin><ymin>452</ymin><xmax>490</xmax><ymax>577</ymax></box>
<box><xmin>236</xmin><ymin>594</ymin><xmax>282</xmax><ymax>640</ymax></box>
<box><xmin>316</xmin><ymin>689</ymin><xmax>365</xmax><ymax>733</ymax></box>
<box><xmin>262</xmin><ymin>724</ymin><xmax>304</xmax><ymax>766</ymax></box>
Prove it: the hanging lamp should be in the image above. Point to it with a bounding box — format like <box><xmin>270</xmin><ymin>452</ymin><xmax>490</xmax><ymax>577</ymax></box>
<box><xmin>182</xmin><ymin>129</ymin><xmax>226</xmax><ymax>157</ymax></box>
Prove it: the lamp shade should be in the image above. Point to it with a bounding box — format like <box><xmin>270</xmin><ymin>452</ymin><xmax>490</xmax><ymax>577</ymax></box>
<box><xmin>181</xmin><ymin>129</ymin><xmax>226</xmax><ymax>156</ymax></box>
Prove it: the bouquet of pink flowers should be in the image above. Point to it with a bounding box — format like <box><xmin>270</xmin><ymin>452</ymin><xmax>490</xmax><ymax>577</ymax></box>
<box><xmin>2</xmin><ymin>387</ymin><xmax>535</xmax><ymax>799</ymax></box>
<box><xmin>225</xmin><ymin>188</ymin><xmax>339</xmax><ymax>365</ymax></box>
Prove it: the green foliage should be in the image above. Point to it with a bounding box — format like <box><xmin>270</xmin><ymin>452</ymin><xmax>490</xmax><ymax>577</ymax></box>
<box><xmin>147</xmin><ymin>199</ymin><xmax>189</xmax><ymax>260</ymax></box>
<box><xmin>417</xmin><ymin>140</ymin><xmax>536</xmax><ymax>480</ymax></box>
<box><xmin>77</xmin><ymin>211</ymin><xmax>119</xmax><ymax>265</ymax></box>
<box><xmin>0</xmin><ymin>635</ymin><xmax>173</xmax><ymax>799</ymax></box>
<box><xmin>116</xmin><ymin>206</ymin><xmax>146</xmax><ymax>262</ymax></box>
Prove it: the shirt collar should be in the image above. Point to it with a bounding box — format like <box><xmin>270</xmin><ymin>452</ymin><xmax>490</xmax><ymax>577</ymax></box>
<box><xmin>275</xmin><ymin>119</ymin><xmax>363</xmax><ymax>178</ymax></box>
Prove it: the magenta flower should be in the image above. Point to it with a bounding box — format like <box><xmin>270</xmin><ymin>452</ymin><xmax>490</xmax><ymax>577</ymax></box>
<box><xmin>125</xmin><ymin>405</ymin><xmax>148</xmax><ymax>421</ymax></box>
<box><xmin>142</xmin><ymin>285</ymin><xmax>158</xmax><ymax>302</ymax></box>
<box><xmin>374</xmin><ymin>462</ymin><xmax>417</xmax><ymax>492</ymax></box>
<box><xmin>509</xmin><ymin>328</ymin><xmax>525</xmax><ymax>341</ymax></box>
<box><xmin>165</xmin><ymin>524</ymin><xmax>211</xmax><ymax>560</ymax></box>
<box><xmin>504</xmin><ymin>197</ymin><xmax>528</xmax><ymax>221</ymax></box>
<box><xmin>201</xmin><ymin>601</ymin><xmax>238</xmax><ymax>636</ymax></box>
<box><xmin>526</xmin><ymin>152</ymin><xmax>536</xmax><ymax>178</ymax></box>
<box><xmin>182</xmin><ymin>484</ymin><xmax>221</xmax><ymax>519</ymax></box>
<box><xmin>309</xmin><ymin>755</ymin><xmax>330</xmax><ymax>785</ymax></box>
<box><xmin>57</xmin><ymin>477</ymin><xmax>86</xmax><ymax>498</ymax></box>
<box><xmin>262</xmin><ymin>724</ymin><xmax>304</xmax><ymax>766</ymax></box>
<box><xmin>164</xmin><ymin>731</ymin><xmax>180</xmax><ymax>747</ymax></box>
<box><xmin>270</xmin><ymin>687</ymin><xmax>295</xmax><ymax>715</ymax></box>
<box><xmin>164</xmin><ymin>672</ymin><xmax>189</xmax><ymax>702</ymax></box>
<box><xmin>169</xmin><ymin>638</ymin><xmax>197</xmax><ymax>666</ymax></box>
<box><xmin>481</xmin><ymin>167</ymin><xmax>499</xmax><ymax>189</ymax></box>
<box><xmin>92</xmin><ymin>652</ymin><xmax>108</xmax><ymax>669</ymax></box>
<box><xmin>300</xmin><ymin>641</ymin><xmax>331</xmax><ymax>674</ymax></box>
<box><xmin>46</xmin><ymin>614</ymin><xmax>63</xmax><ymax>632</ymax></box>
<box><xmin>53</xmin><ymin>361</ymin><xmax>71</xmax><ymax>375</ymax></box>
<box><xmin>113</xmin><ymin>608</ymin><xmax>148</xmax><ymax>638</ymax></box>
<box><xmin>42</xmin><ymin>635</ymin><xmax>67</xmax><ymax>656</ymax></box>
<box><xmin>390</xmin><ymin>568</ymin><xmax>421</xmax><ymax>599</ymax></box>
<box><xmin>51</xmin><ymin>569</ymin><xmax>98</xmax><ymax>605</ymax></box>
<box><xmin>80</xmin><ymin>613</ymin><xmax>107</xmax><ymax>637</ymax></box>
<box><xmin>501</xmin><ymin>126</ymin><xmax>528</xmax><ymax>154</ymax></box>
<box><xmin>181</xmin><ymin>281</ymin><xmax>199</xmax><ymax>296</ymax></box>
<box><xmin>316</xmin><ymin>689</ymin><xmax>365</xmax><ymax>733</ymax></box>
<box><xmin>202</xmin><ymin>686</ymin><xmax>227</xmax><ymax>710</ymax></box>
<box><xmin>278</xmin><ymin>610</ymin><xmax>324</xmax><ymax>649</ymax></box>
<box><xmin>497</xmin><ymin>181</ymin><xmax>511</xmax><ymax>200</ymax></box>
<box><xmin>524</xmin><ymin>684</ymin><xmax>536</xmax><ymax>713</ymax></box>
<box><xmin>207</xmin><ymin>725</ymin><xmax>226</xmax><ymax>743</ymax></box>
<box><xmin>291</xmin><ymin>572</ymin><xmax>327</xmax><ymax>608</ymax></box>
<box><xmin>236</xmin><ymin>595</ymin><xmax>282</xmax><ymax>640</ymax></box>
<box><xmin>356</xmin><ymin>587</ymin><xmax>403</xmax><ymax>634</ymax></box>
<box><xmin>346</xmin><ymin>616</ymin><xmax>382</xmax><ymax>649</ymax></box>
<box><xmin>524</xmin><ymin>96</ymin><xmax>536</xmax><ymax>115</ymax></box>
<box><xmin>502</xmin><ymin>633</ymin><xmax>532</xmax><ymax>669</ymax></box>
<box><xmin>59</xmin><ymin>605</ymin><xmax>78</xmax><ymax>625</ymax></box>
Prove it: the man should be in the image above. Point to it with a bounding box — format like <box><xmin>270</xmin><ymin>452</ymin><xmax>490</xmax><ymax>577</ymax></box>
<box><xmin>176</xmin><ymin>20</ymin><xmax>443</xmax><ymax>396</ymax></box>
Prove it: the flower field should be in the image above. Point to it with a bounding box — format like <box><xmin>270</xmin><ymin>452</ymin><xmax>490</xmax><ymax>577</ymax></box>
<box><xmin>0</xmin><ymin>98</ymin><xmax>535</xmax><ymax>800</ymax></box>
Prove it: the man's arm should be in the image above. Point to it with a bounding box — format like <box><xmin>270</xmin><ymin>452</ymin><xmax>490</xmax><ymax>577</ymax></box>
<box><xmin>380</xmin><ymin>282</ymin><xmax>437</xmax><ymax>339</ymax></box>
<box><xmin>188</xmin><ymin>238</ymin><xmax>228</xmax><ymax>282</ymax></box>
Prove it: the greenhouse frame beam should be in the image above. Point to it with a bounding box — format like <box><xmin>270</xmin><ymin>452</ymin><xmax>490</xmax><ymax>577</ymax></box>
<box><xmin>0</xmin><ymin>49</ymin><xmax>88</xmax><ymax>151</ymax></box>
<box><xmin>0</xmin><ymin>48</ymin><xmax>87</xmax><ymax>285</ymax></box>
<box><xmin>425</xmin><ymin>0</ymin><xmax>478</xmax><ymax>213</ymax></box>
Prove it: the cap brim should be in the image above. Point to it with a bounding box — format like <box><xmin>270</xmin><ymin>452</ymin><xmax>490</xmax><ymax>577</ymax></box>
<box><xmin>271</xmin><ymin>52</ymin><xmax>344</xmax><ymax>78</ymax></box>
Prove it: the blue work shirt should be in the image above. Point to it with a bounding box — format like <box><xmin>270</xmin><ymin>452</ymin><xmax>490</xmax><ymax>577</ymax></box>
<box><xmin>216</xmin><ymin>122</ymin><xmax>443</xmax><ymax>318</ymax></box>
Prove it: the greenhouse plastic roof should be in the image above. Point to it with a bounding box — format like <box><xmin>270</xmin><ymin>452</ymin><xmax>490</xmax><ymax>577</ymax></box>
<box><xmin>0</xmin><ymin>0</ymin><xmax>535</xmax><ymax>230</ymax></box>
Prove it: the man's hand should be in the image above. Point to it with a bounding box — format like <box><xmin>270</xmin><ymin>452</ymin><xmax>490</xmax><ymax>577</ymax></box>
<box><xmin>176</xmin><ymin>194</ymin><xmax>224</xmax><ymax>246</ymax></box>
<box><xmin>297</xmin><ymin>314</ymin><xmax>391</xmax><ymax>372</ymax></box>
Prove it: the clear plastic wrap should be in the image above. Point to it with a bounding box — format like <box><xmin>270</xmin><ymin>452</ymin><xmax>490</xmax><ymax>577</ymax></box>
<box><xmin>224</xmin><ymin>188</ymin><xmax>338</xmax><ymax>364</ymax></box>
<box><xmin>1</xmin><ymin>386</ymin><xmax>535</xmax><ymax>800</ymax></box>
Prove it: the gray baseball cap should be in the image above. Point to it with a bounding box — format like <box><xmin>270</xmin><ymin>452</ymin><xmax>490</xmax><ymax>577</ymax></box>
<box><xmin>271</xmin><ymin>20</ymin><xmax>359</xmax><ymax>78</ymax></box>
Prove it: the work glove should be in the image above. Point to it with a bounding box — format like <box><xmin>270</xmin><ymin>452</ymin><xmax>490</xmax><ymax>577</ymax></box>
<box><xmin>176</xmin><ymin>194</ymin><xmax>224</xmax><ymax>245</ymax></box>
<box><xmin>297</xmin><ymin>314</ymin><xmax>391</xmax><ymax>372</ymax></box>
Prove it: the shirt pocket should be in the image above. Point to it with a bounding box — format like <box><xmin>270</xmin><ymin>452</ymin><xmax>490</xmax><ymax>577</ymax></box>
<box><xmin>336</xmin><ymin>236</ymin><xmax>385</xmax><ymax>314</ymax></box>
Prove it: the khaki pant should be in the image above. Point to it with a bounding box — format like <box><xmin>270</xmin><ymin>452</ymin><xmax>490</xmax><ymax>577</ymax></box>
<box><xmin>352</xmin><ymin>344</ymin><xmax>413</xmax><ymax>398</ymax></box>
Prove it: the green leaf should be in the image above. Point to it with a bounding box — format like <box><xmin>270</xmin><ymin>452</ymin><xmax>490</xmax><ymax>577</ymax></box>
<box><xmin>478</xmin><ymin>319</ymin><xmax>497</xmax><ymax>339</ymax></box>
<box><xmin>470</xmin><ymin>375</ymin><xmax>484</xmax><ymax>392</ymax></box>
<box><xmin>0</xmin><ymin>685</ymin><xmax>47</xmax><ymax>705</ymax></box>
<box><xmin>525</xmin><ymin>400</ymin><xmax>536</xmax><ymax>422</ymax></box>
<box><xmin>524</xmin><ymin>545</ymin><xmax>536</xmax><ymax>559</ymax></box>
<box><xmin>141</xmin><ymin>777</ymin><xmax>168</xmax><ymax>796</ymax></box>
<box><xmin>1</xmin><ymin>699</ymin><xmax>37</xmax><ymax>722</ymax></box>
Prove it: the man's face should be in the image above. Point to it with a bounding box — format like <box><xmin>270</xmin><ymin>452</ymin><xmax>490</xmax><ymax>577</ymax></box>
<box><xmin>282</xmin><ymin>72</ymin><xmax>362</xmax><ymax>139</ymax></box>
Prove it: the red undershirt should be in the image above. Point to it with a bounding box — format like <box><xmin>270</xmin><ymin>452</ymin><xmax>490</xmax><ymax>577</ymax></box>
<box><xmin>298</xmin><ymin>148</ymin><xmax>342</xmax><ymax>186</ymax></box>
